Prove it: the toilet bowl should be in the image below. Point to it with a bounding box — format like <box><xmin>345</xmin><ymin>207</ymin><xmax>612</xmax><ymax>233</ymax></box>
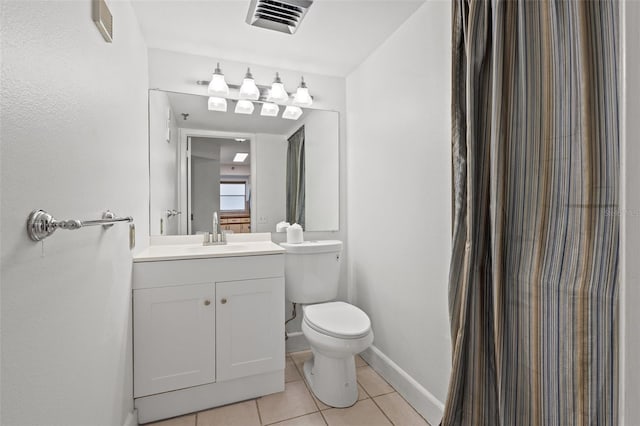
<box><xmin>280</xmin><ymin>241</ymin><xmax>374</xmax><ymax>408</ymax></box>
<box><xmin>300</xmin><ymin>302</ymin><xmax>373</xmax><ymax>407</ymax></box>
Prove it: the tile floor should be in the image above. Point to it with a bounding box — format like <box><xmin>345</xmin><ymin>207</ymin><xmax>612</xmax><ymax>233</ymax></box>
<box><xmin>147</xmin><ymin>351</ymin><xmax>430</xmax><ymax>426</ymax></box>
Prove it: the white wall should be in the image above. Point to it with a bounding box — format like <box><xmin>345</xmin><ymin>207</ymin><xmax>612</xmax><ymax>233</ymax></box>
<box><xmin>149</xmin><ymin>90</ymin><xmax>179</xmax><ymax>235</ymax></box>
<box><xmin>621</xmin><ymin>1</ymin><xmax>640</xmax><ymax>424</ymax></box>
<box><xmin>191</xmin><ymin>156</ymin><xmax>220</xmax><ymax>234</ymax></box>
<box><xmin>0</xmin><ymin>1</ymin><xmax>148</xmax><ymax>425</ymax></box>
<box><xmin>346</xmin><ymin>0</ymin><xmax>452</xmax><ymax>420</ymax></box>
<box><xmin>190</xmin><ymin>138</ymin><xmax>221</xmax><ymax>234</ymax></box>
<box><xmin>300</xmin><ymin>110</ymin><xmax>340</xmax><ymax>232</ymax></box>
<box><xmin>254</xmin><ymin>133</ymin><xmax>288</xmax><ymax>233</ymax></box>
<box><xmin>220</xmin><ymin>164</ymin><xmax>251</xmax><ymax>177</ymax></box>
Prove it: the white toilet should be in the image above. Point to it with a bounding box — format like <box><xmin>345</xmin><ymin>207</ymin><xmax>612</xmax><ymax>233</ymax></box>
<box><xmin>280</xmin><ymin>240</ymin><xmax>373</xmax><ymax>408</ymax></box>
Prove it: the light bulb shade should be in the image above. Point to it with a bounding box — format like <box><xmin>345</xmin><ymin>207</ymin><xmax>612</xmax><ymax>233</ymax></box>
<box><xmin>260</xmin><ymin>102</ymin><xmax>279</xmax><ymax>117</ymax></box>
<box><xmin>208</xmin><ymin>73</ymin><xmax>229</xmax><ymax>97</ymax></box>
<box><xmin>239</xmin><ymin>78</ymin><xmax>260</xmax><ymax>100</ymax></box>
<box><xmin>282</xmin><ymin>105</ymin><xmax>303</xmax><ymax>120</ymax></box>
<box><xmin>207</xmin><ymin>97</ymin><xmax>227</xmax><ymax>112</ymax></box>
<box><xmin>293</xmin><ymin>86</ymin><xmax>313</xmax><ymax>107</ymax></box>
<box><xmin>235</xmin><ymin>100</ymin><xmax>255</xmax><ymax>115</ymax></box>
<box><xmin>269</xmin><ymin>82</ymin><xmax>288</xmax><ymax>103</ymax></box>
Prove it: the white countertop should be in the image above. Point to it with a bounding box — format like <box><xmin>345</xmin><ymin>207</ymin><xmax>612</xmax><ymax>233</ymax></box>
<box><xmin>135</xmin><ymin>233</ymin><xmax>285</xmax><ymax>262</ymax></box>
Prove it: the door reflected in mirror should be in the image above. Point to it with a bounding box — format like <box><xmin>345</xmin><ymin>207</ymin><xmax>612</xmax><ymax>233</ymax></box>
<box><xmin>149</xmin><ymin>89</ymin><xmax>339</xmax><ymax>236</ymax></box>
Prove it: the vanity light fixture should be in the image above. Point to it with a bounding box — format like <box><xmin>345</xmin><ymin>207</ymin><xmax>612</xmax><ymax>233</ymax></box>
<box><xmin>292</xmin><ymin>77</ymin><xmax>313</xmax><ymax>107</ymax></box>
<box><xmin>235</xmin><ymin>138</ymin><xmax>247</xmax><ymax>142</ymax></box>
<box><xmin>208</xmin><ymin>63</ymin><xmax>229</xmax><ymax>97</ymax></box>
<box><xmin>233</xmin><ymin>153</ymin><xmax>249</xmax><ymax>162</ymax></box>
<box><xmin>268</xmin><ymin>72</ymin><xmax>288</xmax><ymax>103</ymax></box>
<box><xmin>239</xmin><ymin>68</ymin><xmax>260</xmax><ymax>100</ymax></box>
<box><xmin>235</xmin><ymin>100</ymin><xmax>255</xmax><ymax>115</ymax></box>
<box><xmin>282</xmin><ymin>105</ymin><xmax>303</xmax><ymax>120</ymax></box>
<box><xmin>260</xmin><ymin>102</ymin><xmax>280</xmax><ymax>117</ymax></box>
<box><xmin>207</xmin><ymin>96</ymin><xmax>227</xmax><ymax>112</ymax></box>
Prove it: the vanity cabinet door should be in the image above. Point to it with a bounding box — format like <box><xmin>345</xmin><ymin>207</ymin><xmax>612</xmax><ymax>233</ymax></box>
<box><xmin>133</xmin><ymin>283</ymin><xmax>216</xmax><ymax>398</ymax></box>
<box><xmin>216</xmin><ymin>277</ymin><xmax>284</xmax><ymax>382</ymax></box>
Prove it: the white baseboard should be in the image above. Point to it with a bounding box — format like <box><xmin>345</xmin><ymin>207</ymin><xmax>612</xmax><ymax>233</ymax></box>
<box><xmin>123</xmin><ymin>409</ymin><xmax>138</xmax><ymax>426</ymax></box>
<box><xmin>361</xmin><ymin>345</ymin><xmax>444</xmax><ymax>426</ymax></box>
<box><xmin>285</xmin><ymin>331</ymin><xmax>309</xmax><ymax>353</ymax></box>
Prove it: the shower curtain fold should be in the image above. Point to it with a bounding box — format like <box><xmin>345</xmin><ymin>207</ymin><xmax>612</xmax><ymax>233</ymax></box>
<box><xmin>443</xmin><ymin>1</ymin><xmax>619</xmax><ymax>425</ymax></box>
<box><xmin>286</xmin><ymin>125</ymin><xmax>306</xmax><ymax>228</ymax></box>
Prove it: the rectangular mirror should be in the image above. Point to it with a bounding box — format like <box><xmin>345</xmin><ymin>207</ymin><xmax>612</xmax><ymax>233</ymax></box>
<box><xmin>149</xmin><ymin>89</ymin><xmax>339</xmax><ymax>236</ymax></box>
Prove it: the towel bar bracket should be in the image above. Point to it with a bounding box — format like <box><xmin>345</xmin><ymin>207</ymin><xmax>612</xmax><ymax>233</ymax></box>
<box><xmin>27</xmin><ymin>209</ymin><xmax>133</xmax><ymax>241</ymax></box>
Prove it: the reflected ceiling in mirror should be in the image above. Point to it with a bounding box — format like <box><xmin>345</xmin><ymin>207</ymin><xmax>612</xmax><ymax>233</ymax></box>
<box><xmin>167</xmin><ymin>91</ymin><xmax>304</xmax><ymax>135</ymax></box>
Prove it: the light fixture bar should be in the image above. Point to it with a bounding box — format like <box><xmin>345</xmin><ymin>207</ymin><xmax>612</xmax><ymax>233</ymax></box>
<box><xmin>196</xmin><ymin>80</ymin><xmax>315</xmax><ymax>102</ymax></box>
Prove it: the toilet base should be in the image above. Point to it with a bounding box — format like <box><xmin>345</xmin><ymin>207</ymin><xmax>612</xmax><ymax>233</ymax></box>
<box><xmin>299</xmin><ymin>306</ymin><xmax>374</xmax><ymax>408</ymax></box>
<box><xmin>303</xmin><ymin>352</ymin><xmax>358</xmax><ymax>408</ymax></box>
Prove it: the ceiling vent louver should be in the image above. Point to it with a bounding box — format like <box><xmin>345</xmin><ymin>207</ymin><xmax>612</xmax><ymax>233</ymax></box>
<box><xmin>246</xmin><ymin>0</ymin><xmax>313</xmax><ymax>35</ymax></box>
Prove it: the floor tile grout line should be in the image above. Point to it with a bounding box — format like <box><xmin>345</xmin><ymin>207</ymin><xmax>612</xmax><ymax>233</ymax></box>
<box><xmin>355</xmin><ymin>377</ymin><xmax>371</xmax><ymax>399</ymax></box>
<box><xmin>259</xmin><ymin>379</ymin><xmax>319</xmax><ymax>425</ymax></box>
<box><xmin>298</xmin><ymin>371</ymin><xmax>324</xmax><ymax>412</ymax></box>
<box><xmin>255</xmin><ymin>399</ymin><xmax>264</xmax><ymax>426</ymax></box>
<box><xmin>262</xmin><ymin>410</ymin><xmax>323</xmax><ymax>426</ymax></box>
<box><xmin>369</xmin><ymin>393</ymin><xmax>397</xmax><ymax>426</ymax></box>
<box><xmin>387</xmin><ymin>391</ymin><xmax>432</xmax><ymax>426</ymax></box>
<box><xmin>290</xmin><ymin>353</ymin><xmax>307</xmax><ymax>377</ymax></box>
<box><xmin>318</xmin><ymin>408</ymin><xmax>330</xmax><ymax>426</ymax></box>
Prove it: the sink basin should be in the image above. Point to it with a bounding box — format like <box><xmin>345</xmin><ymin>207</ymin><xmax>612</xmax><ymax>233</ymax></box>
<box><xmin>134</xmin><ymin>240</ymin><xmax>286</xmax><ymax>262</ymax></box>
<box><xmin>186</xmin><ymin>244</ymin><xmax>248</xmax><ymax>252</ymax></box>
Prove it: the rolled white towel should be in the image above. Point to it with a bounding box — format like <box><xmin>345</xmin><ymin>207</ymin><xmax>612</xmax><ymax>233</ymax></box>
<box><xmin>286</xmin><ymin>223</ymin><xmax>304</xmax><ymax>244</ymax></box>
<box><xmin>276</xmin><ymin>221</ymin><xmax>291</xmax><ymax>232</ymax></box>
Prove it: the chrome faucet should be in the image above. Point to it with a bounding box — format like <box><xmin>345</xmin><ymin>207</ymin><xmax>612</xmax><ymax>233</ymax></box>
<box><xmin>204</xmin><ymin>211</ymin><xmax>226</xmax><ymax>245</ymax></box>
<box><xmin>213</xmin><ymin>211</ymin><xmax>219</xmax><ymax>241</ymax></box>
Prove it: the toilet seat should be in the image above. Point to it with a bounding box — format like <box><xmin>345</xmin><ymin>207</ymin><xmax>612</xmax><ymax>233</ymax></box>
<box><xmin>303</xmin><ymin>302</ymin><xmax>371</xmax><ymax>339</ymax></box>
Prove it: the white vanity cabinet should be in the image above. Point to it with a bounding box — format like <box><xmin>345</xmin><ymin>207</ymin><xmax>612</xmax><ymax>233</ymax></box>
<box><xmin>134</xmin><ymin>283</ymin><xmax>216</xmax><ymax>397</ymax></box>
<box><xmin>216</xmin><ymin>277</ymin><xmax>284</xmax><ymax>382</ymax></box>
<box><xmin>132</xmin><ymin>248</ymin><xmax>285</xmax><ymax>424</ymax></box>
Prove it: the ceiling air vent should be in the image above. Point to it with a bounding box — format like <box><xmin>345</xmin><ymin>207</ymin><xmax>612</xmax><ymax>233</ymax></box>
<box><xmin>246</xmin><ymin>0</ymin><xmax>313</xmax><ymax>35</ymax></box>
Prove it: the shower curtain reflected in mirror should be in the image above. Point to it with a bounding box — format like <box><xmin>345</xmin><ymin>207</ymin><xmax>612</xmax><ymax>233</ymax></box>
<box><xmin>286</xmin><ymin>125</ymin><xmax>306</xmax><ymax>229</ymax></box>
<box><xmin>444</xmin><ymin>1</ymin><xmax>619</xmax><ymax>425</ymax></box>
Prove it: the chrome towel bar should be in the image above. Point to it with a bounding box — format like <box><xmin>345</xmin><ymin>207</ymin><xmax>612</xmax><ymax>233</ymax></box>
<box><xmin>27</xmin><ymin>209</ymin><xmax>133</xmax><ymax>241</ymax></box>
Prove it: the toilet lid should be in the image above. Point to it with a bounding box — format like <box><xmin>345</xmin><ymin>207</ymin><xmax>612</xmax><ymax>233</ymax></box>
<box><xmin>304</xmin><ymin>302</ymin><xmax>371</xmax><ymax>339</ymax></box>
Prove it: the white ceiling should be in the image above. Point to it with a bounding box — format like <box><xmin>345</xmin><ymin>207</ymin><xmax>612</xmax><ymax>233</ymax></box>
<box><xmin>191</xmin><ymin>137</ymin><xmax>251</xmax><ymax>165</ymax></box>
<box><xmin>131</xmin><ymin>0</ymin><xmax>425</xmax><ymax>77</ymax></box>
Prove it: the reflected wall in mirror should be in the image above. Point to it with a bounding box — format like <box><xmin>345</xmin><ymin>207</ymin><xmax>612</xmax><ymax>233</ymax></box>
<box><xmin>149</xmin><ymin>89</ymin><xmax>339</xmax><ymax>236</ymax></box>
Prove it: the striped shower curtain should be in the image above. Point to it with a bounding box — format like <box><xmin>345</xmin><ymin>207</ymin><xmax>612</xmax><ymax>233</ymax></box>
<box><xmin>444</xmin><ymin>1</ymin><xmax>619</xmax><ymax>425</ymax></box>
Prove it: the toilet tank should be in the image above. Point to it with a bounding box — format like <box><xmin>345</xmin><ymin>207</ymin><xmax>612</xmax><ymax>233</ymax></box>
<box><xmin>280</xmin><ymin>240</ymin><xmax>343</xmax><ymax>304</ymax></box>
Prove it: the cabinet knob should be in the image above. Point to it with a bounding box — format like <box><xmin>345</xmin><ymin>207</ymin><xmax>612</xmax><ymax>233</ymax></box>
<box><xmin>204</xmin><ymin>300</ymin><xmax>211</xmax><ymax>306</ymax></box>
<box><xmin>221</xmin><ymin>298</ymin><xmax>227</xmax><ymax>304</ymax></box>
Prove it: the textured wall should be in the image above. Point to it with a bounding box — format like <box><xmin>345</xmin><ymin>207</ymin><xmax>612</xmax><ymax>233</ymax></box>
<box><xmin>0</xmin><ymin>1</ymin><xmax>148</xmax><ymax>424</ymax></box>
